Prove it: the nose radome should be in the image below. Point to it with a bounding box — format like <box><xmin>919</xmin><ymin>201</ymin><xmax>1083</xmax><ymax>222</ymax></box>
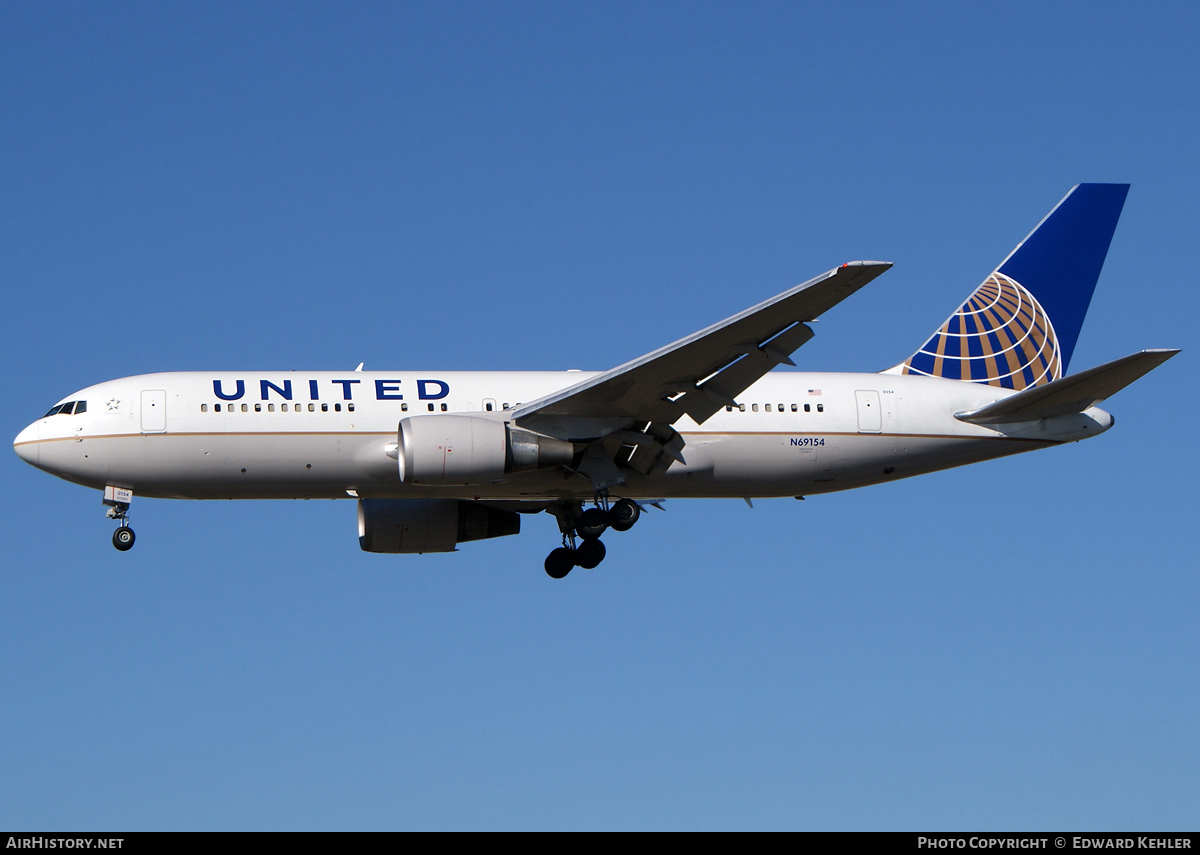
<box><xmin>13</xmin><ymin>422</ymin><xmax>38</xmax><ymax>466</ymax></box>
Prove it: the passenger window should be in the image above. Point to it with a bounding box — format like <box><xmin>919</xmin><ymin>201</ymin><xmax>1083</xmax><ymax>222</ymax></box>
<box><xmin>778</xmin><ymin>403</ymin><xmax>784</xmax><ymax>412</ymax></box>
<box><xmin>765</xmin><ymin>404</ymin><xmax>771</xmax><ymax>412</ymax></box>
<box><xmin>738</xmin><ymin>404</ymin><xmax>745</xmax><ymax>412</ymax></box>
<box><xmin>790</xmin><ymin>404</ymin><xmax>797</xmax><ymax>412</ymax></box>
<box><xmin>308</xmin><ymin>403</ymin><xmax>315</xmax><ymax>412</ymax></box>
<box><xmin>486</xmin><ymin>402</ymin><xmax>493</xmax><ymax>412</ymax></box>
<box><xmin>726</xmin><ymin>406</ymin><xmax>733</xmax><ymax>412</ymax></box>
<box><xmin>440</xmin><ymin>403</ymin><xmax>448</xmax><ymax>412</ymax></box>
<box><xmin>427</xmin><ymin>403</ymin><xmax>435</xmax><ymax>412</ymax></box>
<box><xmin>75</xmin><ymin>401</ymin><xmax>87</xmax><ymax>414</ymax></box>
<box><xmin>255</xmin><ymin>403</ymin><xmax>262</xmax><ymax>412</ymax></box>
<box><xmin>347</xmin><ymin>403</ymin><xmax>355</xmax><ymax>412</ymax></box>
<box><xmin>281</xmin><ymin>403</ymin><xmax>288</xmax><ymax>412</ymax></box>
<box><xmin>503</xmin><ymin>403</ymin><xmax>510</xmax><ymax>410</ymax></box>
<box><xmin>321</xmin><ymin>403</ymin><xmax>328</xmax><ymax>412</ymax></box>
<box><xmin>817</xmin><ymin>403</ymin><xmax>824</xmax><ymax>412</ymax></box>
<box><xmin>752</xmin><ymin>404</ymin><xmax>759</xmax><ymax>412</ymax></box>
<box><xmin>201</xmin><ymin>404</ymin><xmax>208</xmax><ymax>413</ymax></box>
<box><xmin>268</xmin><ymin>404</ymin><xmax>275</xmax><ymax>412</ymax></box>
<box><xmin>401</xmin><ymin>403</ymin><xmax>408</xmax><ymax>412</ymax></box>
<box><xmin>215</xmin><ymin>404</ymin><xmax>221</xmax><ymax>412</ymax></box>
<box><xmin>241</xmin><ymin>403</ymin><xmax>248</xmax><ymax>412</ymax></box>
<box><xmin>334</xmin><ymin>403</ymin><xmax>341</xmax><ymax>412</ymax></box>
<box><xmin>804</xmin><ymin>403</ymin><xmax>810</xmax><ymax>412</ymax></box>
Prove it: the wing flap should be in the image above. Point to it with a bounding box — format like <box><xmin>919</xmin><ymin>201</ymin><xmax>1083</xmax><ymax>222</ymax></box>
<box><xmin>675</xmin><ymin>321</ymin><xmax>816</xmax><ymax>423</ymax></box>
<box><xmin>956</xmin><ymin>349</ymin><xmax>1180</xmax><ymax>425</ymax></box>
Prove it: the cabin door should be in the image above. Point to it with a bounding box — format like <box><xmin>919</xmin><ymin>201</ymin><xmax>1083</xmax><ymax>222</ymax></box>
<box><xmin>141</xmin><ymin>390</ymin><xmax>167</xmax><ymax>433</ymax></box>
<box><xmin>855</xmin><ymin>390</ymin><xmax>881</xmax><ymax>433</ymax></box>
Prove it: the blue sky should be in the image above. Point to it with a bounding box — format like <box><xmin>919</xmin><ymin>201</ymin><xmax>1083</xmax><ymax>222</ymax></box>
<box><xmin>1</xmin><ymin>2</ymin><xmax>1197</xmax><ymax>830</ymax></box>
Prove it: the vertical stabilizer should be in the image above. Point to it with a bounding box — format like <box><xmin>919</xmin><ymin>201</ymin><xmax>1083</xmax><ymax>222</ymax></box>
<box><xmin>895</xmin><ymin>184</ymin><xmax>1129</xmax><ymax>389</ymax></box>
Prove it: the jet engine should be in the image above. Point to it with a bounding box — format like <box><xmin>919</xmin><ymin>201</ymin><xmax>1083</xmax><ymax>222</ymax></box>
<box><xmin>397</xmin><ymin>415</ymin><xmax>575</xmax><ymax>485</ymax></box>
<box><xmin>357</xmin><ymin>498</ymin><xmax>521</xmax><ymax>553</ymax></box>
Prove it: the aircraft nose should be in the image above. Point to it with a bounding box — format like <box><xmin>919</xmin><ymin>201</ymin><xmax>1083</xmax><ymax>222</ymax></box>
<box><xmin>13</xmin><ymin>422</ymin><xmax>39</xmax><ymax>466</ymax></box>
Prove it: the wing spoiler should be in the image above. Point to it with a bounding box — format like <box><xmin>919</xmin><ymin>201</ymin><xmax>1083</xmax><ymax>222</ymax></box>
<box><xmin>955</xmin><ymin>348</ymin><xmax>1180</xmax><ymax>425</ymax></box>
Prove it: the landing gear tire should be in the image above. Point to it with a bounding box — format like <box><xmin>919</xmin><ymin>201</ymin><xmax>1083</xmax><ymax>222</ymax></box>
<box><xmin>545</xmin><ymin>547</ymin><xmax>575</xmax><ymax>579</ymax></box>
<box><xmin>609</xmin><ymin>498</ymin><xmax>640</xmax><ymax>532</ymax></box>
<box><xmin>113</xmin><ymin>526</ymin><xmax>135</xmax><ymax>551</ymax></box>
<box><xmin>578</xmin><ymin>507</ymin><xmax>608</xmax><ymax>540</ymax></box>
<box><xmin>574</xmin><ymin>538</ymin><xmax>606</xmax><ymax>569</ymax></box>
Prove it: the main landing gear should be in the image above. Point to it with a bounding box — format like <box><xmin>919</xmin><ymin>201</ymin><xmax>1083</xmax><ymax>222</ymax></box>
<box><xmin>544</xmin><ymin>497</ymin><xmax>641</xmax><ymax>579</ymax></box>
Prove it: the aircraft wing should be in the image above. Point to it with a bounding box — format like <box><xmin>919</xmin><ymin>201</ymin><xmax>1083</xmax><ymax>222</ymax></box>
<box><xmin>956</xmin><ymin>348</ymin><xmax>1180</xmax><ymax>425</ymax></box>
<box><xmin>514</xmin><ymin>261</ymin><xmax>892</xmax><ymax>437</ymax></box>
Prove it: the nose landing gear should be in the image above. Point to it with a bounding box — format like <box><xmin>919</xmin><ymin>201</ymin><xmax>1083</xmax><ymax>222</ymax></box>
<box><xmin>103</xmin><ymin>487</ymin><xmax>136</xmax><ymax>551</ymax></box>
<box><xmin>543</xmin><ymin>496</ymin><xmax>642</xmax><ymax>578</ymax></box>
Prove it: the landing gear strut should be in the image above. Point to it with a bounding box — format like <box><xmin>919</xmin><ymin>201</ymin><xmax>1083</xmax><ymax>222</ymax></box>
<box><xmin>543</xmin><ymin>495</ymin><xmax>641</xmax><ymax>578</ymax></box>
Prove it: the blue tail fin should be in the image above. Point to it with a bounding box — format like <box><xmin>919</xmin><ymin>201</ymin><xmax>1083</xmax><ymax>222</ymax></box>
<box><xmin>897</xmin><ymin>184</ymin><xmax>1129</xmax><ymax>389</ymax></box>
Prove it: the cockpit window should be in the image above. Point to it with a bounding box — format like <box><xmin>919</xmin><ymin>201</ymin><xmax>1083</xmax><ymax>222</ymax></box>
<box><xmin>41</xmin><ymin>401</ymin><xmax>86</xmax><ymax>417</ymax></box>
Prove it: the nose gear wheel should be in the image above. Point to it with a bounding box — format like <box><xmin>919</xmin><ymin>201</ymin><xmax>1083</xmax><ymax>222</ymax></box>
<box><xmin>113</xmin><ymin>526</ymin><xmax>135</xmax><ymax>551</ymax></box>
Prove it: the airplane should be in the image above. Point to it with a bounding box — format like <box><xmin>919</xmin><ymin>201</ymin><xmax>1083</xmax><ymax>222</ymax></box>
<box><xmin>13</xmin><ymin>184</ymin><xmax>1179</xmax><ymax>578</ymax></box>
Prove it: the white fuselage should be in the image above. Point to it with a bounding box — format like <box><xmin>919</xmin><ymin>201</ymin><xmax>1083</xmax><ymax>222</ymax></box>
<box><xmin>13</xmin><ymin>370</ymin><xmax>1113</xmax><ymax>502</ymax></box>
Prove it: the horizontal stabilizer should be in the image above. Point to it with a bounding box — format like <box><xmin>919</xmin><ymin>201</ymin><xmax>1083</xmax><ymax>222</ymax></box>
<box><xmin>955</xmin><ymin>348</ymin><xmax>1179</xmax><ymax>425</ymax></box>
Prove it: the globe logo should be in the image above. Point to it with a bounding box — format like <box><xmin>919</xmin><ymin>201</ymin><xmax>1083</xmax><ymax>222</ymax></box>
<box><xmin>903</xmin><ymin>273</ymin><xmax>1062</xmax><ymax>390</ymax></box>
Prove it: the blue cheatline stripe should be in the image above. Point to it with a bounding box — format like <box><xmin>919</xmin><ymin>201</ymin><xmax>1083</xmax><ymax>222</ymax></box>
<box><xmin>997</xmin><ymin>183</ymin><xmax>1129</xmax><ymax>371</ymax></box>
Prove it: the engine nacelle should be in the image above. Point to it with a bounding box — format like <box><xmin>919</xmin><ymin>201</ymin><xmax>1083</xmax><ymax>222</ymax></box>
<box><xmin>357</xmin><ymin>498</ymin><xmax>521</xmax><ymax>553</ymax></box>
<box><xmin>397</xmin><ymin>415</ymin><xmax>574</xmax><ymax>485</ymax></box>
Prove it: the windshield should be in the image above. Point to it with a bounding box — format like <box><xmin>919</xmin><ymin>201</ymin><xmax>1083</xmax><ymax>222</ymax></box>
<box><xmin>42</xmin><ymin>401</ymin><xmax>85</xmax><ymax>417</ymax></box>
